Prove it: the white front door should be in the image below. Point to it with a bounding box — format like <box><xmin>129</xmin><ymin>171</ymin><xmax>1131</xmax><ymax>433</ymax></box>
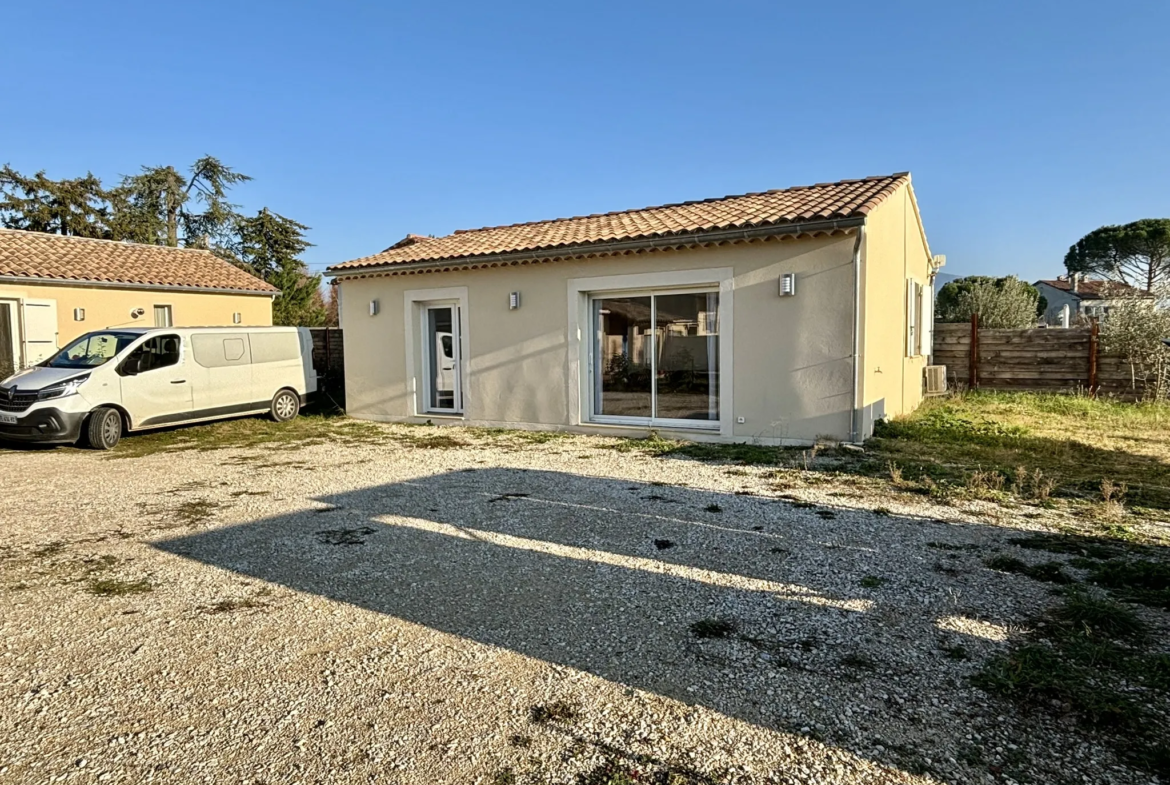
<box><xmin>118</xmin><ymin>334</ymin><xmax>193</xmax><ymax>428</ymax></box>
<box><xmin>422</xmin><ymin>303</ymin><xmax>462</xmax><ymax>413</ymax></box>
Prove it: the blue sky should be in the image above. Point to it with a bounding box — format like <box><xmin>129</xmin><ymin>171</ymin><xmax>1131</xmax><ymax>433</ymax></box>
<box><xmin>2</xmin><ymin>1</ymin><xmax>1168</xmax><ymax>282</ymax></box>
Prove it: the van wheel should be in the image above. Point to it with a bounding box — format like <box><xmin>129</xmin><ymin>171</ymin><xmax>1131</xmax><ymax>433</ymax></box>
<box><xmin>85</xmin><ymin>408</ymin><xmax>122</xmax><ymax>450</ymax></box>
<box><xmin>270</xmin><ymin>389</ymin><xmax>300</xmax><ymax>422</ymax></box>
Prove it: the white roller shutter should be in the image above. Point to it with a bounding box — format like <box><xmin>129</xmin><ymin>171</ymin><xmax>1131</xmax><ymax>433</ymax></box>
<box><xmin>22</xmin><ymin>299</ymin><xmax>58</xmax><ymax>366</ymax></box>
<box><xmin>906</xmin><ymin>280</ymin><xmax>916</xmax><ymax>357</ymax></box>
<box><xmin>922</xmin><ymin>283</ymin><xmax>934</xmax><ymax>359</ymax></box>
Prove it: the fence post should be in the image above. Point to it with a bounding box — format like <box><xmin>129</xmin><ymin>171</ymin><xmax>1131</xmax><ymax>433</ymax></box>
<box><xmin>1088</xmin><ymin>318</ymin><xmax>1099</xmax><ymax>397</ymax></box>
<box><xmin>969</xmin><ymin>313</ymin><xmax>979</xmax><ymax>389</ymax></box>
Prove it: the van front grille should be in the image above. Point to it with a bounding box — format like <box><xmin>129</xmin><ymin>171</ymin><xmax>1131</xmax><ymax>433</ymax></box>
<box><xmin>0</xmin><ymin>389</ymin><xmax>36</xmax><ymax>413</ymax></box>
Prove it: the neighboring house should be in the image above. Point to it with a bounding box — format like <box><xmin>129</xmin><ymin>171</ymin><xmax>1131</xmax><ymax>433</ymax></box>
<box><xmin>327</xmin><ymin>173</ymin><xmax>941</xmax><ymax>445</ymax></box>
<box><xmin>0</xmin><ymin>228</ymin><xmax>277</xmax><ymax>379</ymax></box>
<box><xmin>1034</xmin><ymin>274</ymin><xmax>1151</xmax><ymax>324</ymax></box>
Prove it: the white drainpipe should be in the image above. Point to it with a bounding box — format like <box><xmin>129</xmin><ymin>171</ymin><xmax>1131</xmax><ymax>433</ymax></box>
<box><xmin>849</xmin><ymin>225</ymin><xmax>866</xmax><ymax>444</ymax></box>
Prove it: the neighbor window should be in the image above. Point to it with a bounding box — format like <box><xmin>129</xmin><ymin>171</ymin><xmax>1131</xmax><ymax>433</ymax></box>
<box><xmin>422</xmin><ymin>303</ymin><xmax>463</xmax><ymax>413</ymax></box>
<box><xmin>153</xmin><ymin>304</ymin><xmax>173</xmax><ymax>327</ymax></box>
<box><xmin>591</xmin><ymin>290</ymin><xmax>719</xmax><ymax>427</ymax></box>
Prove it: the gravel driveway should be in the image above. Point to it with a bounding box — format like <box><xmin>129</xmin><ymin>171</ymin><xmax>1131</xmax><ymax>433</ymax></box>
<box><xmin>0</xmin><ymin>423</ymin><xmax>1161</xmax><ymax>784</ymax></box>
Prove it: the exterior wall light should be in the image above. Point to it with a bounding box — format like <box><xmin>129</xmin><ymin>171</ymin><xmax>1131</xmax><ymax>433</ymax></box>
<box><xmin>369</xmin><ymin>299</ymin><xmax>380</xmax><ymax>317</ymax></box>
<box><xmin>779</xmin><ymin>273</ymin><xmax>797</xmax><ymax>297</ymax></box>
<box><xmin>509</xmin><ymin>292</ymin><xmax>521</xmax><ymax>310</ymax></box>
<box><xmin>73</xmin><ymin>308</ymin><xmax>85</xmax><ymax>321</ymax></box>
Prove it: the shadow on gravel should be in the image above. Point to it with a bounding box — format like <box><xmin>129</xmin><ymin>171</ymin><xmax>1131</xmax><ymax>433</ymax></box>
<box><xmin>154</xmin><ymin>468</ymin><xmax>1168</xmax><ymax>783</ymax></box>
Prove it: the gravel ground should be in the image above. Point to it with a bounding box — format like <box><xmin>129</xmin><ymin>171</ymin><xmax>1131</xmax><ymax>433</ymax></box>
<box><xmin>0</xmin><ymin>423</ymin><xmax>1164</xmax><ymax>784</ymax></box>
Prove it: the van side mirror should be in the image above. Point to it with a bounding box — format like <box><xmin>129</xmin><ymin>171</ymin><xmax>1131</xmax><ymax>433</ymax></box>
<box><xmin>120</xmin><ymin>356</ymin><xmax>141</xmax><ymax>376</ymax></box>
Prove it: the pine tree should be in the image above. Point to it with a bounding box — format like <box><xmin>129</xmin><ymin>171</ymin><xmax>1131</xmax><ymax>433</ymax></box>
<box><xmin>0</xmin><ymin>165</ymin><xmax>110</xmax><ymax>237</ymax></box>
<box><xmin>109</xmin><ymin>156</ymin><xmax>251</xmax><ymax>248</ymax></box>
<box><xmin>236</xmin><ymin>208</ymin><xmax>325</xmax><ymax>326</ymax></box>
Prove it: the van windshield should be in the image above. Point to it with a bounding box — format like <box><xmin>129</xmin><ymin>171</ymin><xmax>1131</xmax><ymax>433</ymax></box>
<box><xmin>46</xmin><ymin>332</ymin><xmax>142</xmax><ymax>369</ymax></box>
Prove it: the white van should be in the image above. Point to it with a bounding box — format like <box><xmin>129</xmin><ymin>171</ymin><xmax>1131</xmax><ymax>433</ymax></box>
<box><xmin>0</xmin><ymin>327</ymin><xmax>317</xmax><ymax>450</ymax></box>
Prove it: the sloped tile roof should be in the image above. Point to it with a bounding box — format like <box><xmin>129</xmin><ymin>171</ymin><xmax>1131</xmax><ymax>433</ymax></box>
<box><xmin>330</xmin><ymin>173</ymin><xmax>909</xmax><ymax>273</ymax></box>
<box><xmin>1036</xmin><ymin>278</ymin><xmax>1151</xmax><ymax>300</ymax></box>
<box><xmin>0</xmin><ymin>228</ymin><xmax>278</xmax><ymax>293</ymax></box>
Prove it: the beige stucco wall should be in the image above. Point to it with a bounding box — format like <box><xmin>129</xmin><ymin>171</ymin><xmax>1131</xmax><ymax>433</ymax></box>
<box><xmin>859</xmin><ymin>182</ymin><xmax>932</xmax><ymax>423</ymax></box>
<box><xmin>338</xmin><ymin>234</ymin><xmax>860</xmax><ymax>444</ymax></box>
<box><xmin>0</xmin><ymin>281</ymin><xmax>273</xmax><ymax>349</ymax></box>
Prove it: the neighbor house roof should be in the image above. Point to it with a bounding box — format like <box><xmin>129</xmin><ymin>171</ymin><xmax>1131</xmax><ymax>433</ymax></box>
<box><xmin>1035</xmin><ymin>278</ymin><xmax>1151</xmax><ymax>300</ymax></box>
<box><xmin>329</xmin><ymin>173</ymin><xmax>911</xmax><ymax>274</ymax></box>
<box><xmin>0</xmin><ymin>228</ymin><xmax>278</xmax><ymax>294</ymax></box>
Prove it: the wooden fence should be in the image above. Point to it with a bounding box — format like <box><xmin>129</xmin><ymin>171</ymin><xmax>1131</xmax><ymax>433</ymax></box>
<box><xmin>309</xmin><ymin>327</ymin><xmax>345</xmax><ymax>408</ymax></box>
<box><xmin>932</xmin><ymin>319</ymin><xmax>1146</xmax><ymax>398</ymax></box>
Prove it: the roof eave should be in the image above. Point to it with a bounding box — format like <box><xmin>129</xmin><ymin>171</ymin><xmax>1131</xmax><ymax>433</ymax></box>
<box><xmin>0</xmin><ymin>274</ymin><xmax>278</xmax><ymax>297</ymax></box>
<box><xmin>327</xmin><ymin>216</ymin><xmax>867</xmax><ymax>278</ymax></box>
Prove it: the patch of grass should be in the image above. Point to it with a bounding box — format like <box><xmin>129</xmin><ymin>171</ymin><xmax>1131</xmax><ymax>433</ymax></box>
<box><xmin>1084</xmin><ymin>559</ymin><xmax>1170</xmax><ymax>610</ymax></box>
<box><xmin>529</xmin><ymin>701</ymin><xmax>577</xmax><ymax>724</ymax></box>
<box><xmin>106</xmin><ymin>411</ymin><xmax>388</xmax><ymax>459</ymax></box>
<box><xmin>984</xmin><ymin>555</ymin><xmax>1075</xmax><ymax>584</ymax></box>
<box><xmin>507</xmin><ymin>734</ymin><xmax>532</xmax><ymax>748</ymax></box>
<box><xmin>927</xmin><ymin>541</ymin><xmax>978</xmax><ymax>552</ymax></box>
<box><xmin>974</xmin><ymin>644</ymin><xmax>1142</xmax><ymax>730</ymax></box>
<box><xmin>973</xmin><ymin>590</ymin><xmax>1167</xmax><ymax>776</ymax></box>
<box><xmin>203</xmin><ymin>597</ymin><xmax>268</xmax><ymax>614</ymax></box>
<box><xmin>87</xmin><ymin>578</ymin><xmax>153</xmax><ymax>596</ymax></box>
<box><xmin>838</xmin><ymin>652</ymin><xmax>877</xmax><ymax>670</ymax></box>
<box><xmin>689</xmin><ymin>618</ymin><xmax>737</xmax><ymax>639</ymax></box>
<box><xmin>33</xmin><ymin>541</ymin><xmax>67</xmax><ymax>558</ymax></box>
<box><xmin>490</xmin><ymin>768</ymin><xmax>518</xmax><ymax>785</ymax></box>
<box><xmin>1050</xmin><ymin>590</ymin><xmax>1147</xmax><ymax>643</ymax></box>
<box><xmin>940</xmin><ymin>643</ymin><xmax>970</xmax><ymax>661</ymax></box>
<box><xmin>175</xmin><ymin>499</ymin><xmax>220</xmax><ymax>525</ymax></box>
<box><xmin>1011</xmin><ymin>534</ymin><xmax>1125</xmax><ymax>560</ymax></box>
<box><xmin>858</xmin><ymin>575</ymin><xmax>885</xmax><ymax>589</ymax></box>
<box><xmin>860</xmin><ymin>392</ymin><xmax>1170</xmax><ymax>518</ymax></box>
<box><xmin>315</xmin><ymin>527</ymin><xmax>377</xmax><ymax>546</ymax></box>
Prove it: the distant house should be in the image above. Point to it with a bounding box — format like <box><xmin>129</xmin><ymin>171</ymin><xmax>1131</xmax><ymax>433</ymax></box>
<box><xmin>1034</xmin><ymin>274</ymin><xmax>1151</xmax><ymax>324</ymax></box>
<box><xmin>328</xmin><ymin>172</ymin><xmax>942</xmax><ymax>445</ymax></box>
<box><xmin>0</xmin><ymin>228</ymin><xmax>276</xmax><ymax>379</ymax></box>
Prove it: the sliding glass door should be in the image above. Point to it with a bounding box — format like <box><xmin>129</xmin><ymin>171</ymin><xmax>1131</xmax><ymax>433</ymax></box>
<box><xmin>592</xmin><ymin>290</ymin><xmax>719</xmax><ymax>427</ymax></box>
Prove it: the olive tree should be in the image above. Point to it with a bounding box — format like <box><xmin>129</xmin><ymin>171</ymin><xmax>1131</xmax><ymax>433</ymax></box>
<box><xmin>935</xmin><ymin>276</ymin><xmax>1045</xmax><ymax>328</ymax></box>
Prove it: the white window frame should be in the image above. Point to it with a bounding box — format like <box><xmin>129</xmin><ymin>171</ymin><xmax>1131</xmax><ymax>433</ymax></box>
<box><xmin>568</xmin><ymin>268</ymin><xmax>734</xmax><ymax>436</ymax></box>
<box><xmin>403</xmin><ymin>286</ymin><xmax>469</xmax><ymax>418</ymax></box>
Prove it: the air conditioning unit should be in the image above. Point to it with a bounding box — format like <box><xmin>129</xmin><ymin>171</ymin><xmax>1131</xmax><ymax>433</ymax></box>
<box><xmin>924</xmin><ymin>365</ymin><xmax>947</xmax><ymax>396</ymax></box>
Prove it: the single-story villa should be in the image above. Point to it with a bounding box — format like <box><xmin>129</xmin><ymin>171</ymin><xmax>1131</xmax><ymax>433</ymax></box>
<box><xmin>1034</xmin><ymin>274</ymin><xmax>1151</xmax><ymax>324</ymax></box>
<box><xmin>327</xmin><ymin>173</ymin><xmax>942</xmax><ymax>444</ymax></box>
<box><xmin>0</xmin><ymin>228</ymin><xmax>276</xmax><ymax>378</ymax></box>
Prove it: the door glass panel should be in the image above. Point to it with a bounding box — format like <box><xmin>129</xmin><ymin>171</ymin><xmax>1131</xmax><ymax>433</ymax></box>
<box><xmin>427</xmin><ymin>307</ymin><xmax>457</xmax><ymax>411</ymax></box>
<box><xmin>654</xmin><ymin>292</ymin><xmax>719</xmax><ymax>421</ymax></box>
<box><xmin>594</xmin><ymin>296</ymin><xmax>652</xmax><ymax>418</ymax></box>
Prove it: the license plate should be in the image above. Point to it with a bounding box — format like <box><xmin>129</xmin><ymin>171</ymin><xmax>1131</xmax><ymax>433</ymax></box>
<box><xmin>0</xmin><ymin>413</ymin><xmax>16</xmax><ymax>425</ymax></box>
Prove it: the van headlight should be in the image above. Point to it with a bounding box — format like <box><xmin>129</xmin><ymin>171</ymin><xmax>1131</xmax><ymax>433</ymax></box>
<box><xmin>37</xmin><ymin>374</ymin><xmax>91</xmax><ymax>401</ymax></box>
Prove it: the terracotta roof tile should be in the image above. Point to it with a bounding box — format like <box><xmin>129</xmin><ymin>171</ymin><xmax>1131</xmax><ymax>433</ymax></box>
<box><xmin>330</xmin><ymin>173</ymin><xmax>909</xmax><ymax>273</ymax></box>
<box><xmin>0</xmin><ymin>229</ymin><xmax>277</xmax><ymax>293</ymax></box>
